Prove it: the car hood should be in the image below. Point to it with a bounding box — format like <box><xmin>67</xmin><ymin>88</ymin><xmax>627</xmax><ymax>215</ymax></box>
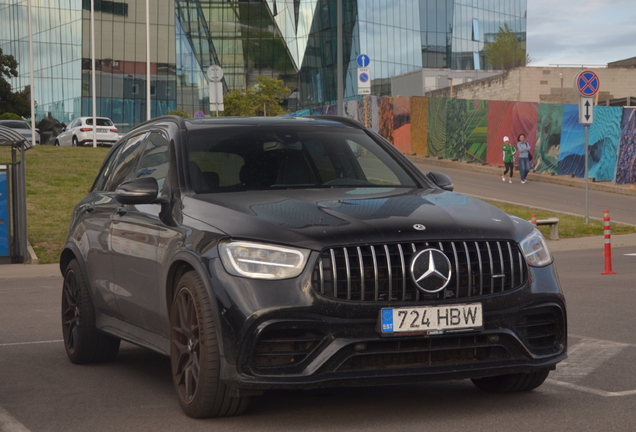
<box><xmin>183</xmin><ymin>187</ymin><xmax>530</xmax><ymax>250</ymax></box>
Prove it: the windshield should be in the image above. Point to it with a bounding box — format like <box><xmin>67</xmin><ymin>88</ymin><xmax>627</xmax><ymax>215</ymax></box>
<box><xmin>0</xmin><ymin>121</ymin><xmax>30</xmax><ymax>129</ymax></box>
<box><xmin>186</xmin><ymin>125</ymin><xmax>419</xmax><ymax>193</ymax></box>
<box><xmin>85</xmin><ymin>118</ymin><xmax>114</xmax><ymax>126</ymax></box>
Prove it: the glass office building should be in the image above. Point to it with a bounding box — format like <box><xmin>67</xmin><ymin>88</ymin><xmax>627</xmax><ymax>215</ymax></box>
<box><xmin>0</xmin><ymin>0</ymin><xmax>526</xmax><ymax>128</ymax></box>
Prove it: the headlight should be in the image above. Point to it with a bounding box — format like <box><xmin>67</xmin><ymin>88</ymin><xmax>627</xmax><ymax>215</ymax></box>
<box><xmin>519</xmin><ymin>229</ymin><xmax>553</xmax><ymax>267</ymax></box>
<box><xmin>219</xmin><ymin>240</ymin><xmax>311</xmax><ymax>280</ymax></box>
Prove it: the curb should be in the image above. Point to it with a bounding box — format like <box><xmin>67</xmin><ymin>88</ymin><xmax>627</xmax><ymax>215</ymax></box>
<box><xmin>409</xmin><ymin>156</ymin><xmax>636</xmax><ymax>197</ymax></box>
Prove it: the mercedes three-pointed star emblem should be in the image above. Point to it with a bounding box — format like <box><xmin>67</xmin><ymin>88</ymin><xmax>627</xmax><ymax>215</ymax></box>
<box><xmin>410</xmin><ymin>248</ymin><xmax>452</xmax><ymax>293</ymax></box>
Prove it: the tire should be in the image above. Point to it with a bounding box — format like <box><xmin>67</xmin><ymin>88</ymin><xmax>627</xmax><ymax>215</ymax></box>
<box><xmin>170</xmin><ymin>271</ymin><xmax>249</xmax><ymax>418</ymax></box>
<box><xmin>471</xmin><ymin>369</ymin><xmax>550</xmax><ymax>393</ymax></box>
<box><xmin>54</xmin><ymin>140</ymin><xmax>59</xmax><ymax>146</ymax></box>
<box><xmin>72</xmin><ymin>136</ymin><xmax>78</xmax><ymax>147</ymax></box>
<box><xmin>61</xmin><ymin>260</ymin><xmax>120</xmax><ymax>363</ymax></box>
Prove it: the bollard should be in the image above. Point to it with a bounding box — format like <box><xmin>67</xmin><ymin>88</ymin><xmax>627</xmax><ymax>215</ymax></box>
<box><xmin>601</xmin><ymin>209</ymin><xmax>616</xmax><ymax>275</ymax></box>
<box><xmin>531</xmin><ymin>214</ymin><xmax>537</xmax><ymax>225</ymax></box>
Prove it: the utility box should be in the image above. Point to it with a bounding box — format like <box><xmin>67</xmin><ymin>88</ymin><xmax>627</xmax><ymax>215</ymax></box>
<box><xmin>0</xmin><ymin>165</ymin><xmax>8</xmax><ymax>263</ymax></box>
<box><xmin>0</xmin><ymin>126</ymin><xmax>30</xmax><ymax>264</ymax></box>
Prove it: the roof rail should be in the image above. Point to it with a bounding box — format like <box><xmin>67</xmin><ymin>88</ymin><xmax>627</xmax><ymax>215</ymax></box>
<box><xmin>306</xmin><ymin>115</ymin><xmax>365</xmax><ymax>129</ymax></box>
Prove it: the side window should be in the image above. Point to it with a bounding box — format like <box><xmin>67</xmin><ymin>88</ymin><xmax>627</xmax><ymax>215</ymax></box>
<box><xmin>92</xmin><ymin>145</ymin><xmax>125</xmax><ymax>192</ymax></box>
<box><xmin>103</xmin><ymin>133</ymin><xmax>147</xmax><ymax>191</ymax></box>
<box><xmin>135</xmin><ymin>132</ymin><xmax>171</xmax><ymax>191</ymax></box>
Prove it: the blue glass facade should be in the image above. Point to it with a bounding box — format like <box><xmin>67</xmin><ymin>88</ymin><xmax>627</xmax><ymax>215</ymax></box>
<box><xmin>0</xmin><ymin>0</ymin><xmax>526</xmax><ymax>126</ymax></box>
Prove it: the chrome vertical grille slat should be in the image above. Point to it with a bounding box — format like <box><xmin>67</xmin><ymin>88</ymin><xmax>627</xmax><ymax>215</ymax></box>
<box><xmin>464</xmin><ymin>242</ymin><xmax>472</xmax><ymax>297</ymax></box>
<box><xmin>343</xmin><ymin>247</ymin><xmax>351</xmax><ymax>300</ymax></box>
<box><xmin>475</xmin><ymin>242</ymin><xmax>483</xmax><ymax>296</ymax></box>
<box><xmin>371</xmin><ymin>246</ymin><xmax>379</xmax><ymax>301</ymax></box>
<box><xmin>357</xmin><ymin>247</ymin><xmax>365</xmax><ymax>301</ymax></box>
<box><xmin>384</xmin><ymin>245</ymin><xmax>392</xmax><ymax>301</ymax></box>
<box><xmin>398</xmin><ymin>244</ymin><xmax>406</xmax><ymax>301</ymax></box>
<box><xmin>496</xmin><ymin>242</ymin><xmax>505</xmax><ymax>292</ymax></box>
<box><xmin>311</xmin><ymin>241</ymin><xmax>527</xmax><ymax>302</ymax></box>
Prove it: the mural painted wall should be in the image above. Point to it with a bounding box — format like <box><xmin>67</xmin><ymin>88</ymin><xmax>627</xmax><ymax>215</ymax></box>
<box><xmin>615</xmin><ymin>108</ymin><xmax>636</xmax><ymax>184</ymax></box>
<box><xmin>288</xmin><ymin>97</ymin><xmax>635</xmax><ymax>185</ymax></box>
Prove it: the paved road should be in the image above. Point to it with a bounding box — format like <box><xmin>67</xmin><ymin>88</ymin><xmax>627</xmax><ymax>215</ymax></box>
<box><xmin>413</xmin><ymin>160</ymin><xmax>636</xmax><ymax>226</ymax></box>
<box><xmin>2</xmin><ymin>245</ymin><xmax>636</xmax><ymax>431</ymax></box>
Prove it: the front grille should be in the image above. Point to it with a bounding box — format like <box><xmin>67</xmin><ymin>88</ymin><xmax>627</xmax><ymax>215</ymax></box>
<box><xmin>311</xmin><ymin>241</ymin><xmax>527</xmax><ymax>302</ymax></box>
<box><xmin>337</xmin><ymin>335</ymin><xmax>515</xmax><ymax>371</ymax></box>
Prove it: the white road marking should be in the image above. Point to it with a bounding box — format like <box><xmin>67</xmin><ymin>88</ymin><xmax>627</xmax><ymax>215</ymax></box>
<box><xmin>0</xmin><ymin>340</ymin><xmax>63</xmax><ymax>347</ymax></box>
<box><xmin>624</xmin><ymin>253</ymin><xmax>636</xmax><ymax>256</ymax></box>
<box><xmin>547</xmin><ymin>379</ymin><xmax>636</xmax><ymax>397</ymax></box>
<box><xmin>551</xmin><ymin>338</ymin><xmax>628</xmax><ymax>382</ymax></box>
<box><xmin>0</xmin><ymin>406</ymin><xmax>31</xmax><ymax>432</ymax></box>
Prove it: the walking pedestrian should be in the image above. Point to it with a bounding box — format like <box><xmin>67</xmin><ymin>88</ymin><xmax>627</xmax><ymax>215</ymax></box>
<box><xmin>517</xmin><ymin>133</ymin><xmax>531</xmax><ymax>184</ymax></box>
<box><xmin>501</xmin><ymin>136</ymin><xmax>516</xmax><ymax>183</ymax></box>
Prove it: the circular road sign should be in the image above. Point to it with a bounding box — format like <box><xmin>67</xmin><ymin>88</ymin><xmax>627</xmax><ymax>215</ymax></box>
<box><xmin>194</xmin><ymin>110</ymin><xmax>205</xmax><ymax>118</ymax></box>
<box><xmin>359</xmin><ymin>72</ymin><xmax>370</xmax><ymax>83</ymax></box>
<box><xmin>356</xmin><ymin>54</ymin><xmax>370</xmax><ymax>68</ymax></box>
<box><xmin>207</xmin><ymin>65</ymin><xmax>224</xmax><ymax>82</ymax></box>
<box><xmin>575</xmin><ymin>70</ymin><xmax>600</xmax><ymax>97</ymax></box>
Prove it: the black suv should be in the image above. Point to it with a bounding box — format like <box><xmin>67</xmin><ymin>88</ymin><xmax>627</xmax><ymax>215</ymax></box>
<box><xmin>61</xmin><ymin>116</ymin><xmax>566</xmax><ymax>418</ymax></box>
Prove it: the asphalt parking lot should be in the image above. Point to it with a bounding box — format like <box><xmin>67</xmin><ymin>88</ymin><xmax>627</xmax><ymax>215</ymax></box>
<box><xmin>1</xmin><ymin>241</ymin><xmax>635</xmax><ymax>432</ymax></box>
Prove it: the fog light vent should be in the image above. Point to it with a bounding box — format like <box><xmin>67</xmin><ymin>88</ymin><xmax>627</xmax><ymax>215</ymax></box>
<box><xmin>252</xmin><ymin>328</ymin><xmax>324</xmax><ymax>367</ymax></box>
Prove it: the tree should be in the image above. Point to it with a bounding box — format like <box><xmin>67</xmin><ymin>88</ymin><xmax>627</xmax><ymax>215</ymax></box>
<box><xmin>0</xmin><ymin>48</ymin><xmax>31</xmax><ymax>117</ymax></box>
<box><xmin>166</xmin><ymin>109</ymin><xmax>192</xmax><ymax>118</ymax></box>
<box><xmin>222</xmin><ymin>76</ymin><xmax>290</xmax><ymax>117</ymax></box>
<box><xmin>484</xmin><ymin>24</ymin><xmax>531</xmax><ymax>70</ymax></box>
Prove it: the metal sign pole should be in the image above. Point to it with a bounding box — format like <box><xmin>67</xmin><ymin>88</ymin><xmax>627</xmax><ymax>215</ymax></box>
<box><xmin>585</xmin><ymin>125</ymin><xmax>589</xmax><ymax>224</ymax></box>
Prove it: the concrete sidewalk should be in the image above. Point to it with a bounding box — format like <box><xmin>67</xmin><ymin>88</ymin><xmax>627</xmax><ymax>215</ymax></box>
<box><xmin>0</xmin><ymin>263</ymin><xmax>60</xmax><ymax>279</ymax></box>
<box><xmin>2</xmin><ymin>233</ymin><xmax>636</xmax><ymax>279</ymax></box>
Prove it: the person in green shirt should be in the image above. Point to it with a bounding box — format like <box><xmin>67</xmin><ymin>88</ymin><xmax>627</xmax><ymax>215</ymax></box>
<box><xmin>501</xmin><ymin>136</ymin><xmax>516</xmax><ymax>183</ymax></box>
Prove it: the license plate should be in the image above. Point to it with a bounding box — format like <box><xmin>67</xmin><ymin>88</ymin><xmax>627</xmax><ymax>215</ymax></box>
<box><xmin>380</xmin><ymin>303</ymin><xmax>482</xmax><ymax>335</ymax></box>
<box><xmin>97</xmin><ymin>128</ymin><xmax>108</xmax><ymax>133</ymax></box>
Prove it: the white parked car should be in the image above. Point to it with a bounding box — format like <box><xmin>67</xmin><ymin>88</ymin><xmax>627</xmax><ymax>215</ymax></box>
<box><xmin>54</xmin><ymin>117</ymin><xmax>119</xmax><ymax>147</ymax></box>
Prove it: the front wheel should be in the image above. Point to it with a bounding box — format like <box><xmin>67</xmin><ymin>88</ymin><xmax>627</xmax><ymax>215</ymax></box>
<box><xmin>61</xmin><ymin>260</ymin><xmax>120</xmax><ymax>363</ymax></box>
<box><xmin>54</xmin><ymin>139</ymin><xmax>60</xmax><ymax>146</ymax></box>
<box><xmin>170</xmin><ymin>271</ymin><xmax>249</xmax><ymax>418</ymax></box>
<box><xmin>471</xmin><ymin>369</ymin><xmax>550</xmax><ymax>393</ymax></box>
<box><xmin>72</xmin><ymin>136</ymin><xmax>78</xmax><ymax>147</ymax></box>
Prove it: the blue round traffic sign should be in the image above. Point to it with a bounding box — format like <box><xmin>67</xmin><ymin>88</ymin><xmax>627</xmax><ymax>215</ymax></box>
<box><xmin>359</xmin><ymin>73</ymin><xmax>369</xmax><ymax>83</ymax></box>
<box><xmin>576</xmin><ymin>70</ymin><xmax>600</xmax><ymax>97</ymax></box>
<box><xmin>356</xmin><ymin>54</ymin><xmax>370</xmax><ymax>68</ymax></box>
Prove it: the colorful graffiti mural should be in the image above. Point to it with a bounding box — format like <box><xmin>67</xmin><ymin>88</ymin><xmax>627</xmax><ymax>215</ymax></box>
<box><xmin>291</xmin><ymin>97</ymin><xmax>635</xmax><ymax>184</ymax></box>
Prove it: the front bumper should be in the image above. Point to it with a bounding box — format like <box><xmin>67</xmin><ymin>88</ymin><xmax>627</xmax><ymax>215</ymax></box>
<box><xmin>207</xmin><ymin>258</ymin><xmax>567</xmax><ymax>390</ymax></box>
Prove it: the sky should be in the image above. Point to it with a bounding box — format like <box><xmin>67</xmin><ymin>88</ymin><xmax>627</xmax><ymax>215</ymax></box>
<box><xmin>526</xmin><ymin>0</ymin><xmax>636</xmax><ymax>66</ymax></box>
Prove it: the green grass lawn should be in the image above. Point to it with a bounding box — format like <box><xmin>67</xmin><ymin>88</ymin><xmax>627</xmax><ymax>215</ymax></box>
<box><xmin>1</xmin><ymin>146</ymin><xmax>109</xmax><ymax>264</ymax></box>
<box><xmin>2</xmin><ymin>145</ymin><xmax>635</xmax><ymax>264</ymax></box>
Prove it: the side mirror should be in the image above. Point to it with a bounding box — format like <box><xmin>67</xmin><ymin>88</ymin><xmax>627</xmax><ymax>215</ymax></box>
<box><xmin>426</xmin><ymin>171</ymin><xmax>454</xmax><ymax>192</ymax></box>
<box><xmin>115</xmin><ymin>177</ymin><xmax>160</xmax><ymax>205</ymax></box>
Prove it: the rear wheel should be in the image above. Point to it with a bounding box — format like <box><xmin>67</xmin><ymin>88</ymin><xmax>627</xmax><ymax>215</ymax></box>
<box><xmin>72</xmin><ymin>136</ymin><xmax>78</xmax><ymax>147</ymax></box>
<box><xmin>61</xmin><ymin>260</ymin><xmax>120</xmax><ymax>363</ymax></box>
<box><xmin>471</xmin><ymin>369</ymin><xmax>550</xmax><ymax>393</ymax></box>
<box><xmin>170</xmin><ymin>271</ymin><xmax>249</xmax><ymax>418</ymax></box>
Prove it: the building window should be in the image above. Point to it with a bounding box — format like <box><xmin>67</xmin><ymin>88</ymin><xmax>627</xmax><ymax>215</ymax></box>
<box><xmin>473</xmin><ymin>52</ymin><xmax>481</xmax><ymax>70</ymax></box>
<box><xmin>472</xmin><ymin>19</ymin><xmax>480</xmax><ymax>42</ymax></box>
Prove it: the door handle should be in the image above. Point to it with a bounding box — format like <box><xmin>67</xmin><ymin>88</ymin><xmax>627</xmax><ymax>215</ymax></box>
<box><xmin>83</xmin><ymin>204</ymin><xmax>95</xmax><ymax>213</ymax></box>
<box><xmin>116</xmin><ymin>205</ymin><xmax>128</xmax><ymax>216</ymax></box>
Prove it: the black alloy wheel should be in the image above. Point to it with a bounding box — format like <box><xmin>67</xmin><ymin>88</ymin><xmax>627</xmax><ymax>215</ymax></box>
<box><xmin>72</xmin><ymin>136</ymin><xmax>78</xmax><ymax>147</ymax></box>
<box><xmin>171</xmin><ymin>286</ymin><xmax>201</xmax><ymax>404</ymax></box>
<box><xmin>61</xmin><ymin>260</ymin><xmax>120</xmax><ymax>363</ymax></box>
<box><xmin>170</xmin><ymin>271</ymin><xmax>249</xmax><ymax>418</ymax></box>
